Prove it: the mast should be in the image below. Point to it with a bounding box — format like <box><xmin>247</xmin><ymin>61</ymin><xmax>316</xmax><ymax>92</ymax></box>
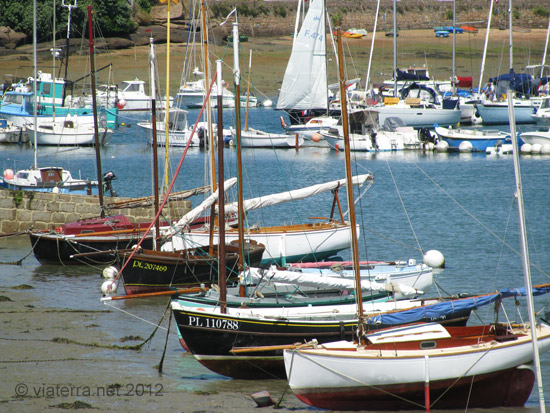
<box><xmin>508</xmin><ymin>95</ymin><xmax>546</xmax><ymax>412</ymax></box>
<box><xmin>451</xmin><ymin>0</ymin><xmax>456</xmax><ymax>96</ymax></box>
<box><xmin>364</xmin><ymin>0</ymin><xmax>380</xmax><ymax>100</ymax></box>
<box><xmin>392</xmin><ymin>0</ymin><xmax>397</xmax><ymax>98</ymax></box>
<box><xmin>200</xmin><ymin>0</ymin><xmax>218</xmax><ymax>254</ymax></box>
<box><xmin>162</xmin><ymin>0</ymin><xmax>172</xmax><ymax>191</ymax></box>
<box><xmin>216</xmin><ymin>60</ymin><xmax>227</xmax><ymax>314</ymax></box>
<box><xmin>201</xmin><ymin>0</ymin><xmax>216</xmax><ymax>193</ymax></box>
<box><xmin>508</xmin><ymin>0</ymin><xmax>513</xmax><ymax>73</ymax></box>
<box><xmin>245</xmin><ymin>50</ymin><xmax>252</xmax><ymax>130</ymax></box>
<box><xmin>32</xmin><ymin>0</ymin><xmax>37</xmax><ymax>169</ymax></box>
<box><xmin>336</xmin><ymin>28</ymin><xmax>365</xmax><ymax>337</ymax></box>
<box><xmin>61</xmin><ymin>0</ymin><xmax>77</xmax><ymax>106</ymax></box>
<box><xmin>232</xmin><ymin>19</ymin><xmax>247</xmax><ymax>296</ymax></box>
<box><xmin>87</xmin><ymin>5</ymin><xmax>105</xmax><ymax>217</ymax></box>
<box><xmin>148</xmin><ymin>33</ymin><xmax>161</xmax><ymax>250</ymax></box>
<box><xmin>52</xmin><ymin>0</ymin><xmax>56</xmax><ymax>119</ymax></box>
<box><xmin>477</xmin><ymin>0</ymin><xmax>495</xmax><ymax>94</ymax></box>
<box><xmin>293</xmin><ymin>0</ymin><xmax>302</xmax><ymax>40</ymax></box>
<box><xmin>541</xmin><ymin>15</ymin><xmax>550</xmax><ymax>78</ymax></box>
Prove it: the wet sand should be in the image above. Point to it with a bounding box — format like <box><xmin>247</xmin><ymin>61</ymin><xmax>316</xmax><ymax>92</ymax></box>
<box><xmin>0</xmin><ymin>237</ymin><xmax>315</xmax><ymax>413</ymax></box>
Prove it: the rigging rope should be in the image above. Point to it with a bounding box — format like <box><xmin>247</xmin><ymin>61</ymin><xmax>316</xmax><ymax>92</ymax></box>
<box><xmin>386</xmin><ymin>161</ymin><xmax>424</xmax><ymax>255</ymax></box>
<box><xmin>413</xmin><ymin>162</ymin><xmax>549</xmax><ymax>278</ymax></box>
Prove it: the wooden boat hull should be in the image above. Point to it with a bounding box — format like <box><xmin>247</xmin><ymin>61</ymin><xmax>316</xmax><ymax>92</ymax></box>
<box><xmin>284</xmin><ymin>323</ymin><xmax>550</xmax><ymax>409</ymax></box>
<box><xmin>290</xmin><ymin>366</ymin><xmax>534</xmax><ymax>410</ymax></box>
<box><xmin>29</xmin><ymin>230</ymin><xmax>154</xmax><ymax>265</ymax></box>
<box><xmin>120</xmin><ymin>241</ymin><xmax>265</xmax><ymax>294</ymax></box>
<box><xmin>28</xmin><ymin>215</ymin><xmax>161</xmax><ymax>265</ymax></box>
<box><xmin>167</xmin><ymin>222</ymin><xmax>356</xmax><ymax>266</ymax></box>
<box><xmin>170</xmin><ymin>303</ymin><xmax>472</xmax><ymax>380</ymax></box>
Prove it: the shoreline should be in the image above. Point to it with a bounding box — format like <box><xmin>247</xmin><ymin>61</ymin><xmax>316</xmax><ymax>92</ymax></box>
<box><xmin>0</xmin><ymin>28</ymin><xmax>548</xmax><ymax>98</ymax></box>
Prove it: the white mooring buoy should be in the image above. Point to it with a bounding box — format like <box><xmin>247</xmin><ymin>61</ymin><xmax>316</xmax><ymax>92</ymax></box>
<box><xmin>102</xmin><ymin>266</ymin><xmax>118</xmax><ymax>279</ymax></box>
<box><xmin>423</xmin><ymin>249</ymin><xmax>445</xmax><ymax>268</ymax></box>
<box><xmin>435</xmin><ymin>140</ymin><xmax>449</xmax><ymax>152</ymax></box>
<box><xmin>101</xmin><ymin>280</ymin><xmax>118</xmax><ymax>296</ymax></box>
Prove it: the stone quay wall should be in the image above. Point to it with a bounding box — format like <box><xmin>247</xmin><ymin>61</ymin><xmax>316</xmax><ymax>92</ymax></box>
<box><xmin>0</xmin><ymin>189</ymin><xmax>190</xmax><ymax>234</ymax></box>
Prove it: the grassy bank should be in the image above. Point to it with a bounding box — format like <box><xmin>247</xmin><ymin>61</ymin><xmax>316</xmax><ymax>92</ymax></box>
<box><xmin>0</xmin><ymin>28</ymin><xmax>547</xmax><ymax>99</ymax></box>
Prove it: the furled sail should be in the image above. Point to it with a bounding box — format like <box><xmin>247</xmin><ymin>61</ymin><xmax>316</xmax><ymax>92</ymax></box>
<box><xmin>244</xmin><ymin>266</ymin><xmax>421</xmax><ymax>298</ymax></box>
<box><xmin>223</xmin><ymin>174</ymin><xmax>372</xmax><ymax>215</ymax></box>
<box><xmin>276</xmin><ymin>0</ymin><xmax>327</xmax><ymax>110</ymax></box>
<box><xmin>165</xmin><ymin>177</ymin><xmax>237</xmax><ymax>235</ymax></box>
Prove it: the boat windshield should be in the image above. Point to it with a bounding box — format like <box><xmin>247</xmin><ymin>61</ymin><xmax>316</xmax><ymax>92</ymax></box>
<box><xmin>2</xmin><ymin>94</ymin><xmax>23</xmax><ymax>105</ymax></box>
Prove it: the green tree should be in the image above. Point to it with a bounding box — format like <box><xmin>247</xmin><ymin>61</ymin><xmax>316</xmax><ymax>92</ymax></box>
<box><xmin>90</xmin><ymin>0</ymin><xmax>137</xmax><ymax>36</ymax></box>
<box><xmin>0</xmin><ymin>0</ymin><xmax>137</xmax><ymax>41</ymax></box>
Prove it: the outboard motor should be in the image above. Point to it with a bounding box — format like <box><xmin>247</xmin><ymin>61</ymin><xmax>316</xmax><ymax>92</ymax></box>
<box><xmin>197</xmin><ymin>127</ymin><xmax>207</xmax><ymax>148</ymax></box>
<box><xmin>103</xmin><ymin>171</ymin><xmax>117</xmax><ymax>197</ymax></box>
<box><xmin>369</xmin><ymin>128</ymin><xmax>379</xmax><ymax>150</ymax></box>
<box><xmin>419</xmin><ymin>127</ymin><xmax>437</xmax><ymax>145</ymax></box>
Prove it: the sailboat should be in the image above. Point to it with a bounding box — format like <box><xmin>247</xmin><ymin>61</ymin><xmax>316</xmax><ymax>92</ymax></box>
<box><xmin>26</xmin><ymin>20</ymin><xmax>176</xmax><ymax>265</ymax></box>
<box><xmin>24</xmin><ymin>113</ymin><xmax>113</xmax><ymax>146</ymax></box>
<box><xmin>162</xmin><ymin>174</ymin><xmax>371</xmax><ymax>266</ymax></box>
<box><xmin>373</xmin><ymin>0</ymin><xmax>461</xmax><ymax>129</ymax></box>
<box><xmin>321</xmin><ymin>108</ymin><xmax>422</xmax><ymax>152</ymax></box>
<box><xmin>116</xmin><ymin>58</ymin><xmax>265</xmax><ymax>295</ymax></box>
<box><xmin>276</xmin><ymin>0</ymin><xmax>338</xmax><ymax>140</ymax></box>
<box><xmin>166</xmin><ymin>24</ymin><xmax>475</xmax><ymax>380</ymax></box>
<box><xmin>164</xmin><ymin>16</ymin><xmax>365</xmax><ymax>266</ymax></box>
<box><xmin>95</xmin><ymin>78</ymin><xmax>173</xmax><ymax>111</ymax></box>
<box><xmin>115</xmin><ymin>179</ymin><xmax>264</xmax><ymax>294</ymax></box>
<box><xmin>283</xmin><ymin>36</ymin><xmax>550</xmax><ymax>410</ymax></box>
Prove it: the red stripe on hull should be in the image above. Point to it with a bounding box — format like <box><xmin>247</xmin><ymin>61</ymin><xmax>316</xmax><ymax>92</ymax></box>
<box><xmin>293</xmin><ymin>367</ymin><xmax>534</xmax><ymax>410</ymax></box>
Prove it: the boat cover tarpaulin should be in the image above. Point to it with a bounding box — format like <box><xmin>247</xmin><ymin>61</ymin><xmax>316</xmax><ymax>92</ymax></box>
<box><xmin>456</xmin><ymin>76</ymin><xmax>473</xmax><ymax>88</ymax></box>
<box><xmin>366</xmin><ymin>283</ymin><xmax>550</xmax><ymax>325</ymax></box>
<box><xmin>395</xmin><ymin>69</ymin><xmax>429</xmax><ymax>82</ymax></box>
<box><xmin>489</xmin><ymin>69</ymin><xmax>533</xmax><ymax>95</ymax></box>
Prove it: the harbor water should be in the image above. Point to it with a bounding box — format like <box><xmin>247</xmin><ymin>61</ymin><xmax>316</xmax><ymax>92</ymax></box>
<box><xmin>1</xmin><ymin>107</ymin><xmax>550</xmax><ymax>412</ymax></box>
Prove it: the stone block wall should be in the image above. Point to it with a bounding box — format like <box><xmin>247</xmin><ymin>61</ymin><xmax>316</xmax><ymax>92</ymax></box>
<box><xmin>0</xmin><ymin>189</ymin><xmax>191</xmax><ymax>234</ymax></box>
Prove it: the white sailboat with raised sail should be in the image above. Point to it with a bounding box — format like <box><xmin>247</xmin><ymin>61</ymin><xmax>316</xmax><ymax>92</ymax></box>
<box><xmin>277</xmin><ymin>0</ymin><xmax>337</xmax><ymax>139</ymax></box>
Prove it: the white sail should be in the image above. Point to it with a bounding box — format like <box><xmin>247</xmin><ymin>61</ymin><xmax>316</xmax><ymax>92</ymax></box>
<box><xmin>167</xmin><ymin>177</ymin><xmax>237</xmax><ymax>234</ymax></box>
<box><xmin>223</xmin><ymin>174</ymin><xmax>372</xmax><ymax>215</ymax></box>
<box><xmin>276</xmin><ymin>0</ymin><xmax>327</xmax><ymax>110</ymax></box>
<box><xmin>244</xmin><ymin>267</ymin><xmax>421</xmax><ymax>297</ymax></box>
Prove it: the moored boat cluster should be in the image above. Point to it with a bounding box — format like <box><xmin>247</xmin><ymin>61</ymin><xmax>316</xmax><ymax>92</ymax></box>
<box><xmin>2</xmin><ymin>0</ymin><xmax>550</xmax><ymax>410</ymax></box>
